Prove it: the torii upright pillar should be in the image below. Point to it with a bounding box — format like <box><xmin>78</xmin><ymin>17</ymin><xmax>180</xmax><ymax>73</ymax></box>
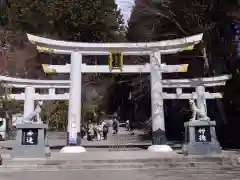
<box><xmin>60</xmin><ymin>51</ymin><xmax>86</xmax><ymax>153</ymax></box>
<box><xmin>147</xmin><ymin>51</ymin><xmax>173</xmax><ymax>152</ymax></box>
<box><xmin>24</xmin><ymin>86</ymin><xmax>35</xmax><ymax>118</ymax></box>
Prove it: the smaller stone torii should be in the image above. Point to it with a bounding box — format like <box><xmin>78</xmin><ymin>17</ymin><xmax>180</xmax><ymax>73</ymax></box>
<box><xmin>1</xmin><ymin>74</ymin><xmax>229</xmax><ymax>154</ymax></box>
<box><xmin>3</xmin><ymin>32</ymin><xmax>230</xmax><ymax>154</ymax></box>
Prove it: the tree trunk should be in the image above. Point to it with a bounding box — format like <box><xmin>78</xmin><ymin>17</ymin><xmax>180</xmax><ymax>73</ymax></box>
<box><xmin>5</xmin><ymin>112</ymin><xmax>13</xmax><ymax>140</ymax></box>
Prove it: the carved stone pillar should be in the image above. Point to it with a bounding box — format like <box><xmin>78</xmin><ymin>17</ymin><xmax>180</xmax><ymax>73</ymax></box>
<box><xmin>147</xmin><ymin>51</ymin><xmax>172</xmax><ymax>152</ymax></box>
<box><xmin>60</xmin><ymin>51</ymin><xmax>86</xmax><ymax>153</ymax></box>
<box><xmin>24</xmin><ymin>86</ymin><xmax>35</xmax><ymax>118</ymax></box>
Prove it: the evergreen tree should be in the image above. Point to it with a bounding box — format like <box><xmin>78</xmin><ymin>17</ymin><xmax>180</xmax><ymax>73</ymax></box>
<box><xmin>126</xmin><ymin>0</ymin><xmax>240</xmax><ymax>146</ymax></box>
<box><xmin>128</xmin><ymin>0</ymin><xmax>238</xmax><ymax>74</ymax></box>
<box><xmin>0</xmin><ymin>0</ymin><xmax>126</xmax><ymax>130</ymax></box>
<box><xmin>7</xmin><ymin>0</ymin><xmax>125</xmax><ymax>41</ymax></box>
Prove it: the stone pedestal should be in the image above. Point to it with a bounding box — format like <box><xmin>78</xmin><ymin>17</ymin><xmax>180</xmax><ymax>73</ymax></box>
<box><xmin>12</xmin><ymin>123</ymin><xmax>49</xmax><ymax>158</ymax></box>
<box><xmin>182</xmin><ymin>120</ymin><xmax>221</xmax><ymax>155</ymax></box>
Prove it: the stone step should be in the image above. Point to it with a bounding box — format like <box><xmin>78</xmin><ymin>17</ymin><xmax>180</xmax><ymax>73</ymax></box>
<box><xmin>2</xmin><ymin>156</ymin><xmax>240</xmax><ymax>170</ymax></box>
<box><xmin>1</xmin><ymin>151</ymin><xmax>240</xmax><ymax>172</ymax></box>
<box><xmin>2</xmin><ymin>158</ymin><xmax>239</xmax><ymax>165</ymax></box>
<box><xmin>0</xmin><ymin>162</ymin><xmax>240</xmax><ymax>172</ymax></box>
<box><xmin>2</xmin><ymin>155</ymin><xmax>239</xmax><ymax>162</ymax></box>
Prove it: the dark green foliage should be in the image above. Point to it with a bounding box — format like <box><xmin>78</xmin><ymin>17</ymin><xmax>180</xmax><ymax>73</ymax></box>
<box><xmin>124</xmin><ymin>0</ymin><xmax>240</xmax><ymax>146</ymax></box>
<box><xmin>6</xmin><ymin>0</ymin><xmax>125</xmax><ymax>41</ymax></box>
<box><xmin>0</xmin><ymin>88</ymin><xmax>23</xmax><ymax>139</ymax></box>
<box><xmin>0</xmin><ymin>0</ymin><xmax>125</xmax><ymax>130</ymax></box>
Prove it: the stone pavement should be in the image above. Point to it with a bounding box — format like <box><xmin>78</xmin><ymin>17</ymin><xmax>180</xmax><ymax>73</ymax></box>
<box><xmin>0</xmin><ymin>127</ymin><xmax>182</xmax><ymax>150</ymax></box>
<box><xmin>0</xmin><ymin>150</ymin><xmax>240</xmax><ymax>180</ymax></box>
<box><xmin>1</xmin><ymin>168</ymin><xmax>240</xmax><ymax>180</ymax></box>
<box><xmin>1</xmin><ymin>126</ymin><xmax>240</xmax><ymax>179</ymax></box>
<box><xmin>1</xmin><ymin>150</ymin><xmax>240</xmax><ymax>170</ymax></box>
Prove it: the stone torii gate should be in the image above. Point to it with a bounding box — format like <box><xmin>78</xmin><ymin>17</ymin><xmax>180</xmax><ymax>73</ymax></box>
<box><xmin>3</xmin><ymin>33</ymin><xmax>226</xmax><ymax>153</ymax></box>
<box><xmin>26</xmin><ymin>33</ymin><xmax>204</xmax><ymax>153</ymax></box>
<box><xmin>1</xmin><ymin>73</ymin><xmax>230</xmax><ymax>154</ymax></box>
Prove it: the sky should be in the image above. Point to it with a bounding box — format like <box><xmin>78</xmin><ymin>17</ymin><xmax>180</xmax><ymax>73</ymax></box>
<box><xmin>115</xmin><ymin>0</ymin><xmax>135</xmax><ymax>24</ymax></box>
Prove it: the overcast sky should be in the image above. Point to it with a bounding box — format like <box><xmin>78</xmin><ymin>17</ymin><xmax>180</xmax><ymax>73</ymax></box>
<box><xmin>115</xmin><ymin>0</ymin><xmax>135</xmax><ymax>24</ymax></box>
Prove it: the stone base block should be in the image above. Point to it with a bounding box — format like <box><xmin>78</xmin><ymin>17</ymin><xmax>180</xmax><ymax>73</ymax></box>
<box><xmin>12</xmin><ymin>123</ymin><xmax>49</xmax><ymax>158</ymax></box>
<box><xmin>147</xmin><ymin>145</ymin><xmax>173</xmax><ymax>152</ymax></box>
<box><xmin>182</xmin><ymin>120</ymin><xmax>221</xmax><ymax>155</ymax></box>
<box><xmin>60</xmin><ymin>146</ymin><xmax>87</xmax><ymax>153</ymax></box>
<box><xmin>66</xmin><ymin>132</ymin><xmax>81</xmax><ymax>145</ymax></box>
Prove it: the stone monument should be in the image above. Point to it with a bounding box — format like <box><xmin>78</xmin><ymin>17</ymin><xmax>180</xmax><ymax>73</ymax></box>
<box><xmin>182</xmin><ymin>97</ymin><xmax>221</xmax><ymax>155</ymax></box>
<box><xmin>12</xmin><ymin>101</ymin><xmax>50</xmax><ymax>158</ymax></box>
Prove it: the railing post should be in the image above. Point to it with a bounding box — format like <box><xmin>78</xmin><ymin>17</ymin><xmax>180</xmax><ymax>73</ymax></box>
<box><xmin>24</xmin><ymin>86</ymin><xmax>35</xmax><ymax>118</ymax></box>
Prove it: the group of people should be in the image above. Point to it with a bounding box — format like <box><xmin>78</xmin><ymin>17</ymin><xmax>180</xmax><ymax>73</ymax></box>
<box><xmin>80</xmin><ymin>116</ymin><xmax>120</xmax><ymax>141</ymax></box>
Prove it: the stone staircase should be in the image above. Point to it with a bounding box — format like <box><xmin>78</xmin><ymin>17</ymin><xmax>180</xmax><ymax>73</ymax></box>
<box><xmin>1</xmin><ymin>151</ymin><xmax>240</xmax><ymax>172</ymax></box>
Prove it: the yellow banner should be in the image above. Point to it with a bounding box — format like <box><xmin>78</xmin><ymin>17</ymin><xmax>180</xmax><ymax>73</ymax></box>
<box><xmin>181</xmin><ymin>45</ymin><xmax>194</xmax><ymax>51</ymax></box>
<box><xmin>42</xmin><ymin>64</ymin><xmax>57</xmax><ymax>73</ymax></box>
<box><xmin>215</xmin><ymin>94</ymin><xmax>223</xmax><ymax>98</ymax></box>
<box><xmin>178</xmin><ymin>64</ymin><xmax>189</xmax><ymax>72</ymax></box>
<box><xmin>37</xmin><ymin>46</ymin><xmax>54</xmax><ymax>53</ymax></box>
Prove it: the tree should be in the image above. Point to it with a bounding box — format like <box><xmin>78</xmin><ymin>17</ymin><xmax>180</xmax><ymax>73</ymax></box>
<box><xmin>1</xmin><ymin>0</ymin><xmax>126</xmax><ymax>131</ymax></box>
<box><xmin>41</xmin><ymin>101</ymin><xmax>68</xmax><ymax>131</ymax></box>
<box><xmin>125</xmin><ymin>0</ymin><xmax>240</xmax><ymax>144</ymax></box>
<box><xmin>0</xmin><ymin>30</ymin><xmax>27</xmax><ymax>139</ymax></box>
<box><xmin>0</xmin><ymin>86</ymin><xmax>23</xmax><ymax>139</ymax></box>
<box><xmin>127</xmin><ymin>0</ymin><xmax>239</xmax><ymax>104</ymax></box>
<box><xmin>128</xmin><ymin>0</ymin><xmax>239</xmax><ymax>74</ymax></box>
<box><xmin>7</xmin><ymin>0</ymin><xmax>125</xmax><ymax>41</ymax></box>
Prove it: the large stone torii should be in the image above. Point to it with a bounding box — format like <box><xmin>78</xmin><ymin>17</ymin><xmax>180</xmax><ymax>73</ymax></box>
<box><xmin>4</xmin><ymin>32</ymin><xmax>228</xmax><ymax>153</ymax></box>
